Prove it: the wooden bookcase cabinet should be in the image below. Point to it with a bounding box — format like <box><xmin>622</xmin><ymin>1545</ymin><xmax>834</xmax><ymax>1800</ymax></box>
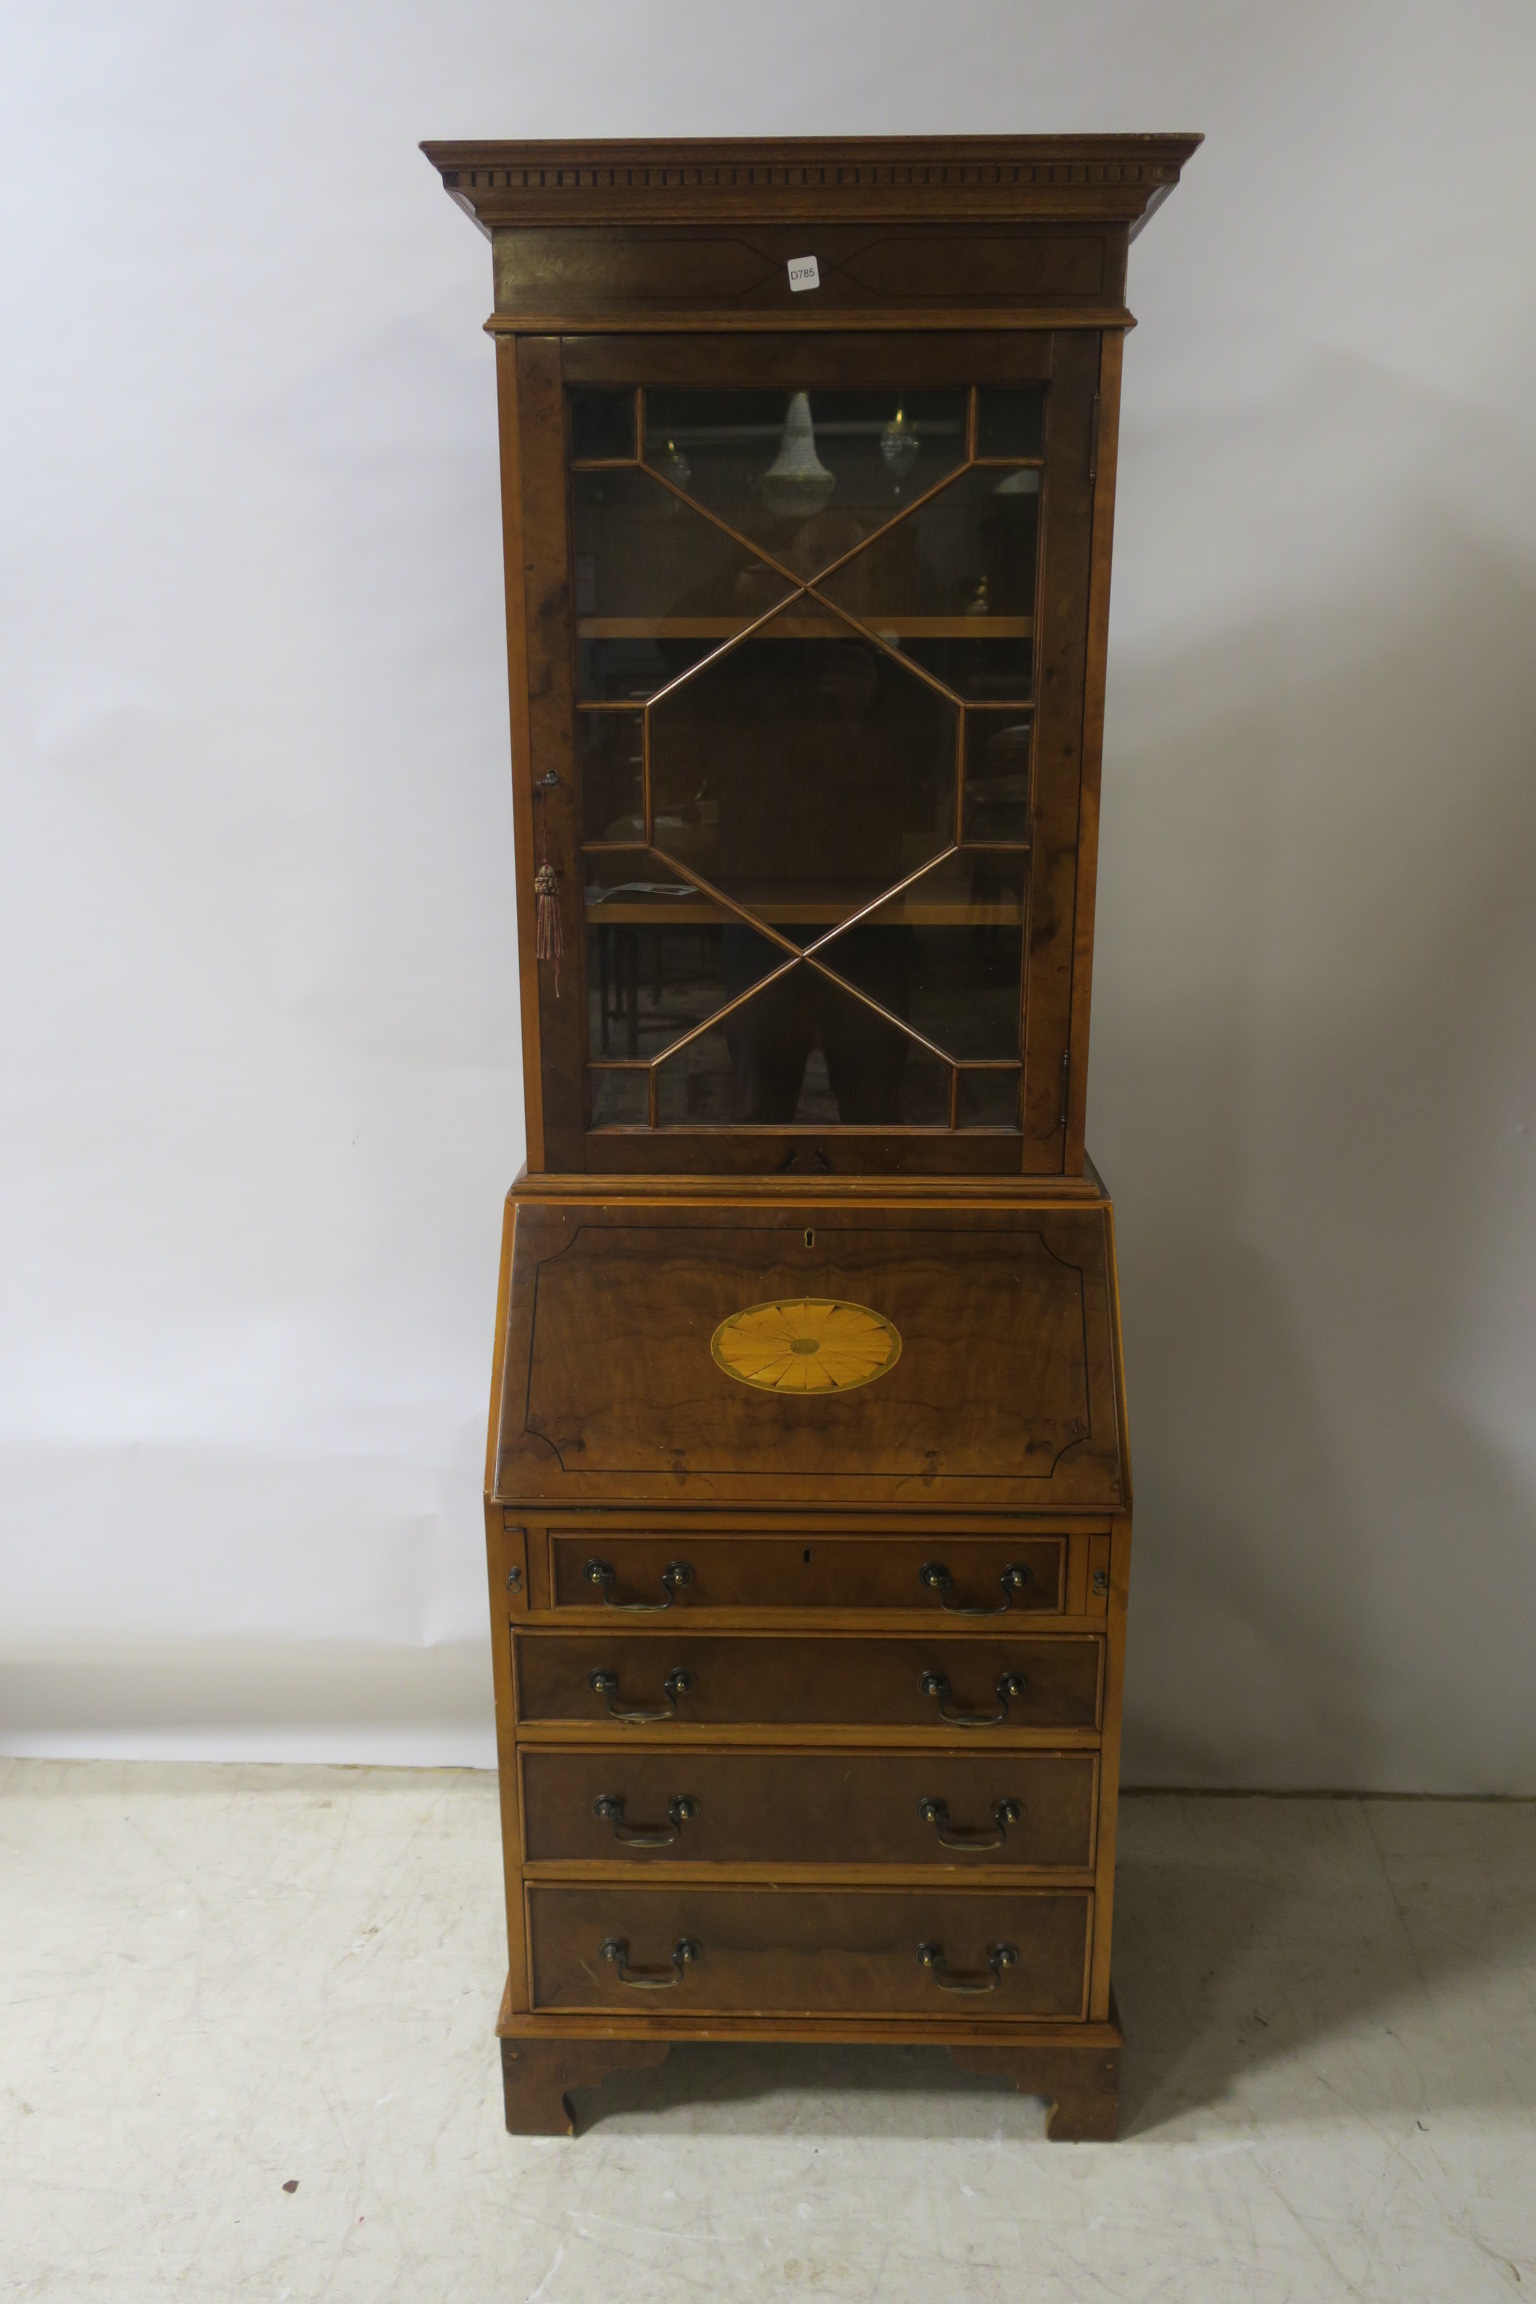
<box><xmin>425</xmin><ymin>135</ymin><xmax>1198</xmax><ymax>2139</ymax></box>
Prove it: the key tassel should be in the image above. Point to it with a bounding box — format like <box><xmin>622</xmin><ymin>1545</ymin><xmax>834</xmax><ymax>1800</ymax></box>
<box><xmin>534</xmin><ymin>862</ymin><xmax>563</xmax><ymax>995</ymax></box>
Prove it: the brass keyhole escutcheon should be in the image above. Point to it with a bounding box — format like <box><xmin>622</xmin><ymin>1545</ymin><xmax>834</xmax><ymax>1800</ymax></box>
<box><xmin>710</xmin><ymin>1298</ymin><xmax>901</xmax><ymax>1393</ymax></box>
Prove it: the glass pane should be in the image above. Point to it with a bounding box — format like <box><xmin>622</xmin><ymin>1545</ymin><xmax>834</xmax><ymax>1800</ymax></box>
<box><xmin>819</xmin><ymin>465</ymin><xmax>1037</xmax><ymax>701</ymax></box>
<box><xmin>649</xmin><ymin>599</ymin><xmax>957</xmax><ymax>937</ymax></box>
<box><xmin>977</xmin><ymin>387</ymin><xmax>1045</xmax><ymax>460</ymax></box>
<box><xmin>573</xmin><ymin>467</ymin><xmax>792</xmax><ymax>701</ymax></box>
<box><xmin>584</xmin><ymin>848</ymin><xmax>785</xmax><ymax>1060</ymax></box>
<box><xmin>589</xmin><ymin>1067</ymin><xmax>649</xmax><ymax>1126</ymax></box>
<box><xmin>580</xmin><ymin>711</ymin><xmax>645</xmax><ymax>841</ymax></box>
<box><xmin>817</xmin><ymin>850</ymin><xmax>1025</xmax><ymax>1060</ymax></box>
<box><xmin>569</xmin><ymin>387</ymin><xmax>635</xmax><ymax>462</ymax></box>
<box><xmin>643</xmin><ymin>389</ymin><xmax>967</xmax><ymax>581</ymax></box>
<box><xmin>655</xmin><ymin>963</ymin><xmax>951</xmax><ymax>1126</ymax></box>
<box><xmin>963</xmin><ymin>711</ymin><xmax>1033</xmax><ymax>842</ymax></box>
<box><xmin>956</xmin><ymin>1068</ymin><xmax>1022</xmax><ymax>1129</ymax></box>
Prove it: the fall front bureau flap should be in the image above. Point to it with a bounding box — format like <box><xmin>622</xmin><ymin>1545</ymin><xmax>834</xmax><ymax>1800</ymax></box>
<box><xmin>494</xmin><ymin>1194</ymin><xmax>1128</xmax><ymax>1510</ymax></box>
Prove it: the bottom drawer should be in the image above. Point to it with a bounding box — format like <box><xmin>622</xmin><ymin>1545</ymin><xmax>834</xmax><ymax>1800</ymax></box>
<box><xmin>527</xmin><ymin>1884</ymin><xmax>1090</xmax><ymax>2018</ymax></box>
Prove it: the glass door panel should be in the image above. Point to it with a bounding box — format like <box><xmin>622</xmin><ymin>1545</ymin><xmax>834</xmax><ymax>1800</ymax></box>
<box><xmin>583</xmin><ymin>848</ymin><xmax>787</xmax><ymax>1060</ymax></box>
<box><xmin>654</xmin><ymin>966</ymin><xmax>952</xmax><ymax>1129</ymax></box>
<box><xmin>648</xmin><ymin>599</ymin><xmax>957</xmax><ymax>930</ymax></box>
<box><xmin>815</xmin><ymin>850</ymin><xmax>1027</xmax><ymax>1062</ymax></box>
<box><xmin>818</xmin><ymin>464</ymin><xmax>1038</xmax><ymax>700</ymax></box>
<box><xmin>572</xmin><ymin>468</ymin><xmax>792</xmax><ymax>700</ymax></box>
<box><xmin>642</xmin><ymin>388</ymin><xmax>968</xmax><ymax>579</ymax></box>
<box><xmin>566</xmin><ymin>370</ymin><xmax>1061</xmax><ymax>1153</ymax></box>
<box><xmin>962</xmin><ymin>710</ymin><xmax>1033</xmax><ymax>842</ymax></box>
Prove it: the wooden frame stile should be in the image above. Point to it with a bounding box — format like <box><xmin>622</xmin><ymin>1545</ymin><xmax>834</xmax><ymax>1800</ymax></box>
<box><xmin>1062</xmin><ymin>329</ymin><xmax>1126</xmax><ymax>1172</ymax></box>
<box><xmin>509</xmin><ymin>338</ymin><xmax>588</xmax><ymax>1171</ymax></box>
<box><xmin>494</xmin><ymin>348</ymin><xmax>547</xmax><ymax>1173</ymax></box>
<box><xmin>1019</xmin><ymin>328</ymin><xmax>1099</xmax><ymax>1173</ymax></box>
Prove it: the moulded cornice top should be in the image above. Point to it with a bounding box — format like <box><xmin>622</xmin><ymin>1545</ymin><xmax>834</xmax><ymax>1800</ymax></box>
<box><xmin>420</xmin><ymin>135</ymin><xmax>1203</xmax><ymax>236</ymax></box>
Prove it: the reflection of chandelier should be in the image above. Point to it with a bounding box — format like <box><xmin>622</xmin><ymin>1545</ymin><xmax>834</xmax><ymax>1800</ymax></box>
<box><xmin>879</xmin><ymin>404</ymin><xmax>920</xmax><ymax>482</ymax></box>
<box><xmin>761</xmin><ymin>392</ymin><xmax>835</xmax><ymax>517</ymax></box>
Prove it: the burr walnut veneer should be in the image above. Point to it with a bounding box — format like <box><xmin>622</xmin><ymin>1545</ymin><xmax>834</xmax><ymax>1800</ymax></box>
<box><xmin>425</xmin><ymin>134</ymin><xmax>1198</xmax><ymax>2140</ymax></box>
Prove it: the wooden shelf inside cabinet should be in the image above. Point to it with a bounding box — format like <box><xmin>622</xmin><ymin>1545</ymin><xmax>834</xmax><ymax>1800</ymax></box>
<box><xmin>427</xmin><ymin>127</ymin><xmax>1198</xmax><ymax>2142</ymax></box>
<box><xmin>586</xmin><ymin>888</ymin><xmax>1027</xmax><ymax>928</ymax></box>
<box><xmin>577</xmin><ymin>617</ymin><xmax>1036</xmax><ymax>641</ymax></box>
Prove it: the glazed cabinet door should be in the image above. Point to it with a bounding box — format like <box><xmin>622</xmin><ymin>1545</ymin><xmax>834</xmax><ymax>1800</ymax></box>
<box><xmin>499</xmin><ymin>330</ymin><xmax>1100</xmax><ymax>1174</ymax></box>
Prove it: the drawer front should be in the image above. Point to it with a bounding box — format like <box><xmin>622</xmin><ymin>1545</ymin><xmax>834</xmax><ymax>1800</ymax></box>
<box><xmin>522</xmin><ymin>1748</ymin><xmax>1097</xmax><ymax>1869</ymax></box>
<box><xmin>527</xmin><ymin>1883</ymin><xmax>1090</xmax><ymax>2017</ymax></box>
<box><xmin>513</xmin><ymin>1633</ymin><xmax>1102</xmax><ymax>1732</ymax></box>
<box><xmin>550</xmin><ymin>1532</ymin><xmax>1067</xmax><ymax>1616</ymax></box>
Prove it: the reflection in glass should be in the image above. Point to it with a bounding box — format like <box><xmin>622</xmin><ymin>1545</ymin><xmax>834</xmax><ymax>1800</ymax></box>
<box><xmin>580</xmin><ymin>712</ymin><xmax>645</xmax><ymax>841</ymax></box>
<box><xmin>761</xmin><ymin>393</ymin><xmax>835</xmax><ymax>517</ymax></box>
<box><xmin>962</xmin><ymin>711</ymin><xmax>1033</xmax><ymax>843</ymax></box>
<box><xmin>569</xmin><ymin>387</ymin><xmax>636</xmax><ymax>462</ymax></box>
<box><xmin>956</xmin><ymin>1068</ymin><xmax>1022</xmax><ymax>1129</ymax></box>
<box><xmin>820</xmin><ymin>464</ymin><xmax>1038</xmax><ymax>699</ymax></box>
<box><xmin>573</xmin><ymin>467</ymin><xmax>791</xmax><ymax>700</ymax></box>
<box><xmin>589</xmin><ymin>1067</ymin><xmax>649</xmax><ymax>1127</ymax></box>
<box><xmin>643</xmin><ymin>388</ymin><xmax>967</xmax><ymax>580</ymax></box>
<box><xmin>583</xmin><ymin>848</ymin><xmax>785</xmax><ymax>1060</ymax></box>
<box><xmin>817</xmin><ymin>849</ymin><xmax>1025</xmax><ymax>1061</ymax></box>
<box><xmin>655</xmin><ymin>964</ymin><xmax>951</xmax><ymax>1127</ymax></box>
<box><xmin>649</xmin><ymin>601</ymin><xmax>957</xmax><ymax>933</ymax></box>
<box><xmin>977</xmin><ymin>387</ymin><xmax>1046</xmax><ymax>460</ymax></box>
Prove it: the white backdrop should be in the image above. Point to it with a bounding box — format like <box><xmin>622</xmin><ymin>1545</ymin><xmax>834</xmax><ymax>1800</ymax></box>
<box><xmin>2</xmin><ymin>1</ymin><xmax>1533</xmax><ymax>1787</ymax></box>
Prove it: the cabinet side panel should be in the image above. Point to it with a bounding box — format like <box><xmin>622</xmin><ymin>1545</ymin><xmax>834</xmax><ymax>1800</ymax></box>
<box><xmin>1022</xmin><ymin>331</ymin><xmax>1098</xmax><ymax>1173</ymax></box>
<box><xmin>1088</xmin><ymin>1205</ymin><xmax>1131</xmax><ymax>2020</ymax></box>
<box><xmin>1088</xmin><ymin>1514</ymin><xmax>1130</xmax><ymax>2021</ymax></box>
<box><xmin>495</xmin><ymin>343</ymin><xmax>546</xmax><ymax>1171</ymax></box>
<box><xmin>1064</xmin><ymin>331</ymin><xmax>1125</xmax><ymax>1171</ymax></box>
<box><xmin>485</xmin><ymin>1199</ymin><xmax>529</xmax><ymax>2007</ymax></box>
<box><xmin>513</xmin><ymin>336</ymin><xmax>587</xmax><ymax>1170</ymax></box>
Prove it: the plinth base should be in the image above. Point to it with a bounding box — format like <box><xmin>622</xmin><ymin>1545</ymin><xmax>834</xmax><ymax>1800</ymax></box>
<box><xmin>498</xmin><ymin>2000</ymin><xmax>1122</xmax><ymax>2142</ymax></box>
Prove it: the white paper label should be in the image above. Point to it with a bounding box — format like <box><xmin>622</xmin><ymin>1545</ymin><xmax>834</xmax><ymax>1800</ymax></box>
<box><xmin>787</xmin><ymin>254</ymin><xmax>820</xmax><ymax>294</ymax></box>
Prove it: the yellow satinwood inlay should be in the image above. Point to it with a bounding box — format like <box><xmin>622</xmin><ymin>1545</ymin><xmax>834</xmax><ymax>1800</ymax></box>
<box><xmin>710</xmin><ymin>1298</ymin><xmax>901</xmax><ymax>1393</ymax></box>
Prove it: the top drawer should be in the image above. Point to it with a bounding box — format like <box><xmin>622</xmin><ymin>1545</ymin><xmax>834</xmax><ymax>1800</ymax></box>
<box><xmin>549</xmin><ymin>1531</ymin><xmax>1068</xmax><ymax>1616</ymax></box>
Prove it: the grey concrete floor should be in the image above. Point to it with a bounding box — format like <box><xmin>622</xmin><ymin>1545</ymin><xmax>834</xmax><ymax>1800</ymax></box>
<box><xmin>0</xmin><ymin>1760</ymin><xmax>1531</xmax><ymax>2301</ymax></box>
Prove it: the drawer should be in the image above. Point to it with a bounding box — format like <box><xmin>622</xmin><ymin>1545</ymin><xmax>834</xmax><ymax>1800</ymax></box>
<box><xmin>512</xmin><ymin>1632</ymin><xmax>1102</xmax><ymax>1733</ymax></box>
<box><xmin>527</xmin><ymin>1883</ymin><xmax>1090</xmax><ymax>2017</ymax></box>
<box><xmin>521</xmin><ymin>1747</ymin><xmax>1098</xmax><ymax>1869</ymax></box>
<box><xmin>548</xmin><ymin>1531</ymin><xmax>1067</xmax><ymax>1615</ymax></box>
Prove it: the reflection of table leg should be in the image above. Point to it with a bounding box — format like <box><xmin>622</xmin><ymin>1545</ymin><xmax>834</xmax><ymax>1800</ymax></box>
<box><xmin>625</xmin><ymin>933</ymin><xmax>639</xmax><ymax>1056</ymax></box>
<box><xmin>598</xmin><ymin>927</ymin><xmax>611</xmax><ymax>1054</ymax></box>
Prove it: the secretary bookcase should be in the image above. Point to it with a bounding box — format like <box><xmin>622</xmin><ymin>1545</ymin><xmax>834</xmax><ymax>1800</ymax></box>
<box><xmin>424</xmin><ymin>134</ymin><xmax>1198</xmax><ymax>2138</ymax></box>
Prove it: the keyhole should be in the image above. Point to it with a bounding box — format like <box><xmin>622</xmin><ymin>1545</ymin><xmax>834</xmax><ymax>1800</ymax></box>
<box><xmin>804</xmin><ymin>1228</ymin><xmax>815</xmax><ymax>1248</ymax></box>
<box><xmin>803</xmin><ymin>1548</ymin><xmax>812</xmax><ymax>1565</ymax></box>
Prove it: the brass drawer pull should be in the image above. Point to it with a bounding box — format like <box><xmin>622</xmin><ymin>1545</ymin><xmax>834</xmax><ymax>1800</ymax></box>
<box><xmin>919</xmin><ymin>1561</ymin><xmax>1032</xmax><ymax>1615</ymax></box>
<box><xmin>918</xmin><ymin>1796</ymin><xmax>1023</xmax><ymax>1850</ymax></box>
<box><xmin>919</xmin><ymin>1669</ymin><xmax>1027</xmax><ymax>1727</ymax></box>
<box><xmin>916</xmin><ymin>1940</ymin><xmax>1019</xmax><ymax>1994</ymax></box>
<box><xmin>587</xmin><ymin>1666</ymin><xmax>695</xmax><ymax>1724</ymax></box>
<box><xmin>600</xmin><ymin>1935</ymin><xmax>700</xmax><ymax>1990</ymax></box>
<box><xmin>584</xmin><ymin>1556</ymin><xmax>695</xmax><ymax>1612</ymax></box>
<box><xmin>592</xmin><ymin>1793</ymin><xmax>700</xmax><ymax>1847</ymax></box>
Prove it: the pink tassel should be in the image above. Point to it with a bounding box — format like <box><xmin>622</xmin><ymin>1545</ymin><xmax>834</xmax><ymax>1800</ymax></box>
<box><xmin>534</xmin><ymin>861</ymin><xmax>563</xmax><ymax>996</ymax></box>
